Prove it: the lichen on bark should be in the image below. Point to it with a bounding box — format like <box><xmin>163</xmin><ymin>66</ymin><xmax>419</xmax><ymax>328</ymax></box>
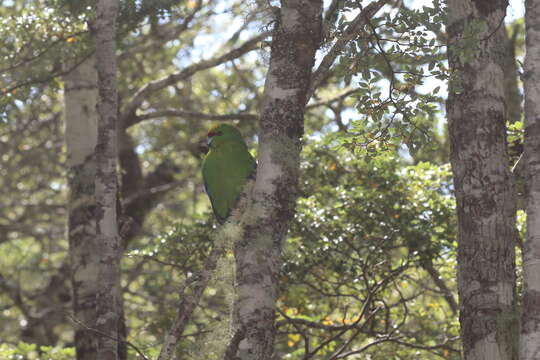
<box><xmin>228</xmin><ymin>0</ymin><xmax>323</xmax><ymax>359</ymax></box>
<box><xmin>64</xmin><ymin>55</ymin><xmax>99</xmax><ymax>360</ymax></box>
<box><xmin>447</xmin><ymin>0</ymin><xmax>518</xmax><ymax>359</ymax></box>
<box><xmin>93</xmin><ymin>0</ymin><xmax>121</xmax><ymax>358</ymax></box>
<box><xmin>521</xmin><ymin>0</ymin><xmax>540</xmax><ymax>358</ymax></box>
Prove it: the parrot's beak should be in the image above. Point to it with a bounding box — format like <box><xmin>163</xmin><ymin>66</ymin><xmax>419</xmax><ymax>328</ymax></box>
<box><xmin>207</xmin><ymin>133</ymin><xmax>216</xmax><ymax>147</ymax></box>
<box><xmin>207</xmin><ymin>130</ymin><xmax>221</xmax><ymax>147</ymax></box>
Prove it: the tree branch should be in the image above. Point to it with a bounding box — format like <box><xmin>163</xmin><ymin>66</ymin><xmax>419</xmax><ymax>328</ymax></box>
<box><xmin>2</xmin><ymin>51</ymin><xmax>93</xmax><ymax>96</ymax></box>
<box><xmin>306</xmin><ymin>88</ymin><xmax>360</xmax><ymax>110</ymax></box>
<box><xmin>307</xmin><ymin>0</ymin><xmax>389</xmax><ymax>102</ymax></box>
<box><xmin>118</xmin><ymin>127</ymin><xmax>180</xmax><ymax>245</ymax></box>
<box><xmin>118</xmin><ymin>0</ymin><xmax>204</xmax><ymax>63</ymax></box>
<box><xmin>223</xmin><ymin>326</ymin><xmax>246</xmax><ymax>360</ymax></box>
<box><xmin>0</xmin><ymin>273</ymin><xmax>30</xmax><ymax>319</ymax></box>
<box><xmin>120</xmin><ymin>32</ymin><xmax>269</xmax><ymax>127</ymax></box>
<box><xmin>156</xmin><ymin>239</ymin><xmax>222</xmax><ymax>360</ymax></box>
<box><xmin>66</xmin><ymin>313</ymin><xmax>151</xmax><ymax>360</ymax></box>
<box><xmin>322</xmin><ymin>0</ymin><xmax>341</xmax><ymax>41</ymax></box>
<box><xmin>420</xmin><ymin>259</ymin><xmax>458</xmax><ymax>315</ymax></box>
<box><xmin>158</xmin><ymin>178</ymin><xmax>255</xmax><ymax>360</ymax></box>
<box><xmin>132</xmin><ymin>109</ymin><xmax>258</xmax><ymax>126</ymax></box>
<box><xmin>130</xmin><ymin>88</ymin><xmax>360</xmax><ymax>127</ymax></box>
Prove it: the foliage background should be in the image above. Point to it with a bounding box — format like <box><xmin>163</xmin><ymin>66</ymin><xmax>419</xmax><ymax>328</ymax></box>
<box><xmin>0</xmin><ymin>0</ymin><xmax>525</xmax><ymax>358</ymax></box>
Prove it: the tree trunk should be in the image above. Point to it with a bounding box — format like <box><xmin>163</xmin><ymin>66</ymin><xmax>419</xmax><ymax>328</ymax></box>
<box><xmin>229</xmin><ymin>1</ymin><xmax>323</xmax><ymax>359</ymax></box>
<box><xmin>64</xmin><ymin>55</ymin><xmax>99</xmax><ymax>360</ymax></box>
<box><xmin>502</xmin><ymin>25</ymin><xmax>522</xmax><ymax>125</ymax></box>
<box><xmin>94</xmin><ymin>0</ymin><xmax>121</xmax><ymax>359</ymax></box>
<box><xmin>521</xmin><ymin>1</ymin><xmax>540</xmax><ymax>358</ymax></box>
<box><xmin>446</xmin><ymin>1</ymin><xmax>517</xmax><ymax>359</ymax></box>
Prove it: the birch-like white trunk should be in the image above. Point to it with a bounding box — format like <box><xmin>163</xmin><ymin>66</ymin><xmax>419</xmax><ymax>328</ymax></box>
<box><xmin>447</xmin><ymin>0</ymin><xmax>517</xmax><ymax>359</ymax></box>
<box><xmin>64</xmin><ymin>55</ymin><xmax>99</xmax><ymax>360</ymax></box>
<box><xmin>229</xmin><ymin>1</ymin><xmax>323</xmax><ymax>359</ymax></box>
<box><xmin>521</xmin><ymin>1</ymin><xmax>540</xmax><ymax>359</ymax></box>
<box><xmin>94</xmin><ymin>0</ymin><xmax>120</xmax><ymax>359</ymax></box>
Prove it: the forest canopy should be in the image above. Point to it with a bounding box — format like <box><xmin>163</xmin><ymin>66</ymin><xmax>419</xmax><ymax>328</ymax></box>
<box><xmin>0</xmin><ymin>0</ymin><xmax>532</xmax><ymax>359</ymax></box>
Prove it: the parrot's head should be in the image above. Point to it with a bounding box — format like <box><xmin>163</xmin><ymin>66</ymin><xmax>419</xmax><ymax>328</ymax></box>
<box><xmin>207</xmin><ymin>124</ymin><xmax>245</xmax><ymax>148</ymax></box>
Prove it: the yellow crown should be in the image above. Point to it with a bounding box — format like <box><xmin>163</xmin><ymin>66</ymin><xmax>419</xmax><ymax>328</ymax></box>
<box><xmin>208</xmin><ymin>124</ymin><xmax>220</xmax><ymax>134</ymax></box>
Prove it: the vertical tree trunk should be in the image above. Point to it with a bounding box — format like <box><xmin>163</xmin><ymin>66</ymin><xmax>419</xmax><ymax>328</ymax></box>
<box><xmin>230</xmin><ymin>1</ymin><xmax>323</xmax><ymax>359</ymax></box>
<box><xmin>502</xmin><ymin>25</ymin><xmax>522</xmax><ymax>125</ymax></box>
<box><xmin>446</xmin><ymin>1</ymin><xmax>517</xmax><ymax>359</ymax></box>
<box><xmin>521</xmin><ymin>1</ymin><xmax>540</xmax><ymax>358</ymax></box>
<box><xmin>94</xmin><ymin>0</ymin><xmax>120</xmax><ymax>359</ymax></box>
<box><xmin>64</xmin><ymin>55</ymin><xmax>99</xmax><ymax>360</ymax></box>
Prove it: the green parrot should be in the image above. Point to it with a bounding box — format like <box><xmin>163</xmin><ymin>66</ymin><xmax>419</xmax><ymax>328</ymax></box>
<box><xmin>202</xmin><ymin>124</ymin><xmax>257</xmax><ymax>223</ymax></box>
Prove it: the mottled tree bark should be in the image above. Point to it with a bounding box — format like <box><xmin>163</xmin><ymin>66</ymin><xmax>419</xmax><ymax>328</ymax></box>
<box><xmin>64</xmin><ymin>55</ymin><xmax>99</xmax><ymax>360</ymax></box>
<box><xmin>521</xmin><ymin>1</ymin><xmax>540</xmax><ymax>359</ymax></box>
<box><xmin>447</xmin><ymin>1</ymin><xmax>517</xmax><ymax>359</ymax></box>
<box><xmin>229</xmin><ymin>1</ymin><xmax>323</xmax><ymax>359</ymax></box>
<box><xmin>63</xmin><ymin>60</ymin><xmax>181</xmax><ymax>360</ymax></box>
<box><xmin>94</xmin><ymin>0</ymin><xmax>121</xmax><ymax>359</ymax></box>
<box><xmin>502</xmin><ymin>25</ymin><xmax>522</xmax><ymax>125</ymax></box>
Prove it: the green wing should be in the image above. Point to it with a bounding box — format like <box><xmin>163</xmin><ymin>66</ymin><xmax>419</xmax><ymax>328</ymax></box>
<box><xmin>202</xmin><ymin>142</ymin><xmax>256</xmax><ymax>223</ymax></box>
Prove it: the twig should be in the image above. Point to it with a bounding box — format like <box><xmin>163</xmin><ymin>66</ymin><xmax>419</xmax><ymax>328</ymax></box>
<box><xmin>66</xmin><ymin>312</ymin><xmax>151</xmax><ymax>360</ymax></box>
<box><xmin>0</xmin><ymin>31</ymin><xmax>89</xmax><ymax>75</ymax></box>
<box><xmin>277</xmin><ymin>308</ymin><xmax>311</xmax><ymax>355</ymax></box>
<box><xmin>332</xmin><ymin>335</ymin><xmax>399</xmax><ymax>359</ymax></box>
<box><xmin>118</xmin><ymin>0</ymin><xmax>203</xmax><ymax>62</ymax></box>
<box><xmin>156</xmin><ymin>236</ymin><xmax>225</xmax><ymax>360</ymax></box>
<box><xmin>122</xmin><ymin>181</ymin><xmax>184</xmax><ymax>206</ymax></box>
<box><xmin>306</xmin><ymin>88</ymin><xmax>360</xmax><ymax>110</ymax></box>
<box><xmin>2</xmin><ymin>51</ymin><xmax>93</xmax><ymax>96</ymax></box>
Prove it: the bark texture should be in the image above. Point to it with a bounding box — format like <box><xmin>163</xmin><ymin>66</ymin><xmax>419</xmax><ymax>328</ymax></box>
<box><xmin>521</xmin><ymin>1</ymin><xmax>540</xmax><ymax>359</ymax></box>
<box><xmin>94</xmin><ymin>0</ymin><xmax>121</xmax><ymax>359</ymax></box>
<box><xmin>446</xmin><ymin>1</ymin><xmax>517</xmax><ymax>359</ymax></box>
<box><xmin>64</xmin><ymin>55</ymin><xmax>99</xmax><ymax>360</ymax></box>
<box><xmin>230</xmin><ymin>1</ymin><xmax>323</xmax><ymax>359</ymax></box>
<box><xmin>502</xmin><ymin>25</ymin><xmax>522</xmax><ymax>125</ymax></box>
